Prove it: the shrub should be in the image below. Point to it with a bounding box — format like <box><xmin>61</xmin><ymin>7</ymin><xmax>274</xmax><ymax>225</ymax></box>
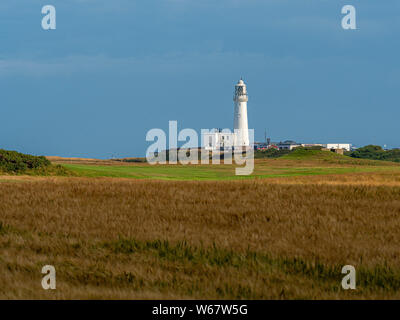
<box><xmin>348</xmin><ymin>145</ymin><xmax>400</xmax><ymax>162</ymax></box>
<box><xmin>0</xmin><ymin>149</ymin><xmax>51</xmax><ymax>173</ymax></box>
<box><xmin>254</xmin><ymin>148</ymin><xmax>291</xmax><ymax>159</ymax></box>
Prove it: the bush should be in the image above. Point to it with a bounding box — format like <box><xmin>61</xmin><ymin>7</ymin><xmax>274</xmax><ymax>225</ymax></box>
<box><xmin>348</xmin><ymin>145</ymin><xmax>400</xmax><ymax>162</ymax></box>
<box><xmin>254</xmin><ymin>148</ymin><xmax>291</xmax><ymax>159</ymax></box>
<box><xmin>0</xmin><ymin>149</ymin><xmax>51</xmax><ymax>173</ymax></box>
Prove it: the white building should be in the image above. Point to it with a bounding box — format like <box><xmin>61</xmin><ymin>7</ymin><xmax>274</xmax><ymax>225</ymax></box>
<box><xmin>203</xmin><ymin>129</ymin><xmax>235</xmax><ymax>151</ymax></box>
<box><xmin>301</xmin><ymin>143</ymin><xmax>324</xmax><ymax>148</ymax></box>
<box><xmin>274</xmin><ymin>142</ymin><xmax>352</xmax><ymax>151</ymax></box>
<box><xmin>203</xmin><ymin>79</ymin><xmax>250</xmax><ymax>151</ymax></box>
<box><xmin>324</xmin><ymin>143</ymin><xmax>352</xmax><ymax>152</ymax></box>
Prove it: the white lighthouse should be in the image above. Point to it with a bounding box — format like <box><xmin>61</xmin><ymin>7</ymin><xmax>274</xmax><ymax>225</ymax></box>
<box><xmin>202</xmin><ymin>78</ymin><xmax>250</xmax><ymax>151</ymax></box>
<box><xmin>233</xmin><ymin>78</ymin><xmax>249</xmax><ymax>147</ymax></box>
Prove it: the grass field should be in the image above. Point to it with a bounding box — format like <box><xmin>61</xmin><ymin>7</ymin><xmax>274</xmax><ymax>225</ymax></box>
<box><xmin>1</xmin><ymin>151</ymin><xmax>400</xmax><ymax>299</ymax></box>
<box><xmin>59</xmin><ymin>151</ymin><xmax>400</xmax><ymax>181</ymax></box>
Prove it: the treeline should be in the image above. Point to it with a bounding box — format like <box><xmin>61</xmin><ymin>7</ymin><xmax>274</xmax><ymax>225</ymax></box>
<box><xmin>0</xmin><ymin>149</ymin><xmax>71</xmax><ymax>175</ymax></box>
<box><xmin>255</xmin><ymin>145</ymin><xmax>400</xmax><ymax>163</ymax></box>
<box><xmin>346</xmin><ymin>145</ymin><xmax>400</xmax><ymax>162</ymax></box>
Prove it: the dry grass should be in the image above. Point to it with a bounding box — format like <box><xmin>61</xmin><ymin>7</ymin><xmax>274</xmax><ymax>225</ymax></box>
<box><xmin>46</xmin><ymin>156</ymin><xmax>125</xmax><ymax>166</ymax></box>
<box><xmin>261</xmin><ymin>171</ymin><xmax>400</xmax><ymax>187</ymax></box>
<box><xmin>1</xmin><ymin>171</ymin><xmax>400</xmax><ymax>299</ymax></box>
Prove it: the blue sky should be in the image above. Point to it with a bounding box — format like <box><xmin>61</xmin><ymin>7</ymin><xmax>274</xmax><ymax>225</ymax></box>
<box><xmin>0</xmin><ymin>0</ymin><xmax>399</xmax><ymax>158</ymax></box>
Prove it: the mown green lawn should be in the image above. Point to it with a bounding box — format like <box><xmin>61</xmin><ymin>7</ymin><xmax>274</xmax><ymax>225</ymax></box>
<box><xmin>61</xmin><ymin>162</ymin><xmax>400</xmax><ymax>181</ymax></box>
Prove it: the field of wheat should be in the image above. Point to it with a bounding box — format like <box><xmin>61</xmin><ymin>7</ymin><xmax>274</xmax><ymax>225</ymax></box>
<box><xmin>1</xmin><ymin>162</ymin><xmax>400</xmax><ymax>299</ymax></box>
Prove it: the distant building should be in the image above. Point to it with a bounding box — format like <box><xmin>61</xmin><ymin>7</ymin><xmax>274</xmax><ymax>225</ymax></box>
<box><xmin>300</xmin><ymin>143</ymin><xmax>352</xmax><ymax>151</ymax></box>
<box><xmin>301</xmin><ymin>143</ymin><xmax>324</xmax><ymax>148</ymax></box>
<box><xmin>324</xmin><ymin>143</ymin><xmax>351</xmax><ymax>152</ymax></box>
<box><xmin>204</xmin><ymin>129</ymin><xmax>235</xmax><ymax>151</ymax></box>
<box><xmin>276</xmin><ymin>140</ymin><xmax>302</xmax><ymax>150</ymax></box>
<box><xmin>322</xmin><ymin>148</ymin><xmax>345</xmax><ymax>155</ymax></box>
<box><xmin>253</xmin><ymin>142</ymin><xmax>278</xmax><ymax>151</ymax></box>
<box><xmin>253</xmin><ymin>139</ymin><xmax>353</xmax><ymax>152</ymax></box>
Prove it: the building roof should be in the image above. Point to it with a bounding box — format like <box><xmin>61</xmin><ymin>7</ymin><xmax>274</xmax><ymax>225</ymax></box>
<box><xmin>278</xmin><ymin>140</ymin><xmax>300</xmax><ymax>145</ymax></box>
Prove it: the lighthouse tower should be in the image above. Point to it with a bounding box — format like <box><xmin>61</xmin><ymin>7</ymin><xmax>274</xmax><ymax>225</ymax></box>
<box><xmin>233</xmin><ymin>78</ymin><xmax>249</xmax><ymax>147</ymax></box>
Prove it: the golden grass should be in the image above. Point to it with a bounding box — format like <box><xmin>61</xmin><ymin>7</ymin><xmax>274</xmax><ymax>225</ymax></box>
<box><xmin>46</xmin><ymin>156</ymin><xmax>124</xmax><ymax>166</ymax></box>
<box><xmin>262</xmin><ymin>171</ymin><xmax>400</xmax><ymax>187</ymax></box>
<box><xmin>1</xmin><ymin>171</ymin><xmax>400</xmax><ymax>299</ymax></box>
